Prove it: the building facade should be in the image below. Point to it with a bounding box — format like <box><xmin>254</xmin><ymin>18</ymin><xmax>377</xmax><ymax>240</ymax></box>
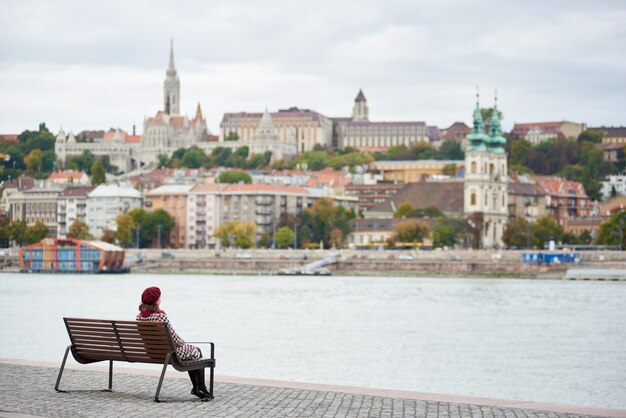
<box><xmin>336</xmin><ymin>90</ymin><xmax>429</xmax><ymax>151</ymax></box>
<box><xmin>368</xmin><ymin>160</ymin><xmax>463</xmax><ymax>183</ymax></box>
<box><xmin>511</xmin><ymin>121</ymin><xmax>586</xmax><ymax>144</ymax></box>
<box><xmin>533</xmin><ymin>176</ymin><xmax>593</xmax><ymax>225</ymax></box>
<box><xmin>144</xmin><ymin>185</ymin><xmax>194</xmax><ymax>248</ymax></box>
<box><xmin>9</xmin><ymin>186</ymin><xmax>63</xmax><ymax>237</ymax></box>
<box><xmin>463</xmin><ymin>95</ymin><xmax>508</xmax><ymax>248</ymax></box>
<box><xmin>86</xmin><ymin>184</ymin><xmax>143</xmax><ymax>239</ymax></box>
<box><xmin>592</xmin><ymin>126</ymin><xmax>626</xmax><ymax>144</ymax></box>
<box><xmin>600</xmin><ymin>172</ymin><xmax>626</xmax><ymax>200</ymax></box>
<box><xmin>220</xmin><ymin>107</ymin><xmax>333</xmax><ymax>153</ymax></box>
<box><xmin>57</xmin><ymin>186</ymin><xmax>93</xmax><ymax>238</ymax></box>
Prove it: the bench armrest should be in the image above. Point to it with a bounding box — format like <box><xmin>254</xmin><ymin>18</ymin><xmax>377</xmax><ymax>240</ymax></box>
<box><xmin>187</xmin><ymin>341</ymin><xmax>215</xmax><ymax>359</ymax></box>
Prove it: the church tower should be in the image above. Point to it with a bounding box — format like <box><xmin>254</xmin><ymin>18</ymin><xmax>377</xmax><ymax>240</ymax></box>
<box><xmin>464</xmin><ymin>91</ymin><xmax>508</xmax><ymax>248</ymax></box>
<box><xmin>352</xmin><ymin>89</ymin><xmax>369</xmax><ymax>121</ymax></box>
<box><xmin>163</xmin><ymin>39</ymin><xmax>180</xmax><ymax>115</ymax></box>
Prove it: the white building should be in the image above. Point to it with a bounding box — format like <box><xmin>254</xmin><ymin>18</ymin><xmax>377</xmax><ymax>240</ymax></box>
<box><xmin>57</xmin><ymin>186</ymin><xmax>93</xmax><ymax>238</ymax></box>
<box><xmin>86</xmin><ymin>184</ymin><xmax>143</xmax><ymax>239</ymax></box>
<box><xmin>463</xmin><ymin>94</ymin><xmax>508</xmax><ymax>248</ymax></box>
<box><xmin>600</xmin><ymin>172</ymin><xmax>626</xmax><ymax>200</ymax></box>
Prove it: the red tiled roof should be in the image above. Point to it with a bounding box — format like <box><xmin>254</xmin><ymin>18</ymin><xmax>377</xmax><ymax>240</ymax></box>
<box><xmin>0</xmin><ymin>134</ymin><xmax>19</xmax><ymax>143</ymax></box>
<box><xmin>511</xmin><ymin>122</ymin><xmax>565</xmax><ymax>136</ymax></box>
<box><xmin>533</xmin><ymin>176</ymin><xmax>587</xmax><ymax>197</ymax></box>
<box><xmin>59</xmin><ymin>186</ymin><xmax>94</xmax><ymax>197</ymax></box>
<box><xmin>49</xmin><ymin>171</ymin><xmax>87</xmax><ymax>180</ymax></box>
<box><xmin>125</xmin><ymin>135</ymin><xmax>141</xmax><ymax>143</ymax></box>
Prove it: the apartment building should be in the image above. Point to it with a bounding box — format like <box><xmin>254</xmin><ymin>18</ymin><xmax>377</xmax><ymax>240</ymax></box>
<box><xmin>57</xmin><ymin>186</ymin><xmax>93</xmax><ymax>238</ymax></box>
<box><xmin>533</xmin><ymin>176</ymin><xmax>593</xmax><ymax>225</ymax></box>
<box><xmin>86</xmin><ymin>184</ymin><xmax>143</xmax><ymax>239</ymax></box>
<box><xmin>145</xmin><ymin>185</ymin><xmax>194</xmax><ymax>248</ymax></box>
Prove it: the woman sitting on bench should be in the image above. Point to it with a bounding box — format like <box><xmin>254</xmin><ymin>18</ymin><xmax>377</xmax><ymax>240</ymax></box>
<box><xmin>137</xmin><ymin>286</ymin><xmax>212</xmax><ymax>400</ymax></box>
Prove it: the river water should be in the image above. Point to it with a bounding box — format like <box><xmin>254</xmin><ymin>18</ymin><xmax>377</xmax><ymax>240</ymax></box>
<box><xmin>0</xmin><ymin>273</ymin><xmax>624</xmax><ymax>409</ymax></box>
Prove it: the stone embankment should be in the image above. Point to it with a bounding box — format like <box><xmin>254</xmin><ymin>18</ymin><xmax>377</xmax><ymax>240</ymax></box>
<box><xmin>127</xmin><ymin>249</ymin><xmax>626</xmax><ymax>278</ymax></box>
<box><xmin>1</xmin><ymin>360</ymin><xmax>624</xmax><ymax>417</ymax></box>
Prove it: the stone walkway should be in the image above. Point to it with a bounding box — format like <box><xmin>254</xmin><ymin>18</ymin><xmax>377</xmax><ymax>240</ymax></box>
<box><xmin>0</xmin><ymin>362</ymin><xmax>623</xmax><ymax>418</ymax></box>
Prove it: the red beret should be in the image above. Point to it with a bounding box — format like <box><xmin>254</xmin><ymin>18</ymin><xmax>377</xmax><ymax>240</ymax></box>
<box><xmin>141</xmin><ymin>286</ymin><xmax>161</xmax><ymax>305</ymax></box>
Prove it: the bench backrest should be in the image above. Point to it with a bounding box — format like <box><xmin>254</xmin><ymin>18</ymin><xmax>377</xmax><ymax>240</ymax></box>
<box><xmin>63</xmin><ymin>317</ymin><xmax>175</xmax><ymax>364</ymax></box>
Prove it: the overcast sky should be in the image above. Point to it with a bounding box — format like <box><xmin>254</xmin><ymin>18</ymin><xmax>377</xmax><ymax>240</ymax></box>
<box><xmin>1</xmin><ymin>0</ymin><xmax>625</xmax><ymax>136</ymax></box>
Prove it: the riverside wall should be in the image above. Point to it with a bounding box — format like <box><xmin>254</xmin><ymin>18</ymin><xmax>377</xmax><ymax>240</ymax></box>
<box><xmin>126</xmin><ymin>249</ymin><xmax>626</xmax><ymax>278</ymax></box>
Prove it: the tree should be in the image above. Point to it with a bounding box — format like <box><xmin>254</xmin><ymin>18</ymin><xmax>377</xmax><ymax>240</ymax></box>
<box><xmin>24</xmin><ymin>149</ymin><xmax>43</xmax><ymax>174</ymax></box>
<box><xmin>257</xmin><ymin>233</ymin><xmax>271</xmax><ymax>248</ymax></box>
<box><xmin>274</xmin><ymin>226</ymin><xmax>295</xmax><ymax>248</ymax></box>
<box><xmin>67</xmin><ymin>219</ymin><xmax>93</xmax><ymax>240</ymax></box>
<box><xmin>0</xmin><ymin>213</ymin><xmax>10</xmax><ymax>247</ymax></box>
<box><xmin>26</xmin><ymin>221</ymin><xmax>49</xmax><ymax>244</ymax></box>
<box><xmin>142</xmin><ymin>209</ymin><xmax>175</xmax><ymax>248</ymax></box>
<box><xmin>531</xmin><ymin>216</ymin><xmax>564</xmax><ymax>248</ymax></box>
<box><xmin>114</xmin><ymin>213</ymin><xmax>136</xmax><ymax>247</ymax></box>
<box><xmin>217</xmin><ymin>170</ymin><xmax>252</xmax><ymax>184</ymax></box>
<box><xmin>442</xmin><ymin>163</ymin><xmax>457</xmax><ymax>176</ymax></box>
<box><xmin>181</xmin><ymin>146</ymin><xmax>207</xmax><ymax>168</ymax></box>
<box><xmin>213</xmin><ymin>221</ymin><xmax>256</xmax><ymax>249</ymax></box>
<box><xmin>394</xmin><ymin>203</ymin><xmax>415</xmax><ymax>218</ymax></box>
<box><xmin>91</xmin><ymin>160</ymin><xmax>106</xmax><ymax>186</ymax></box>
<box><xmin>101</xmin><ymin>228</ymin><xmax>116</xmax><ymax>244</ymax></box>
<box><xmin>596</xmin><ymin>210</ymin><xmax>626</xmax><ymax>249</ymax></box>
<box><xmin>502</xmin><ymin>216</ymin><xmax>532</xmax><ymax>249</ymax></box>
<box><xmin>157</xmin><ymin>154</ymin><xmax>169</xmax><ymax>169</ymax></box>
<box><xmin>8</xmin><ymin>220</ymin><xmax>29</xmax><ymax>245</ymax></box>
<box><xmin>298</xmin><ymin>198</ymin><xmax>355</xmax><ymax>249</ymax></box>
<box><xmin>577</xmin><ymin>130</ymin><xmax>603</xmax><ymax>144</ymax></box>
<box><xmin>437</xmin><ymin>140</ymin><xmax>464</xmax><ymax>160</ymax></box>
<box><xmin>329</xmin><ymin>228</ymin><xmax>344</xmax><ymax>248</ymax></box>
<box><xmin>432</xmin><ymin>219</ymin><xmax>457</xmax><ymax>248</ymax></box>
<box><xmin>68</xmin><ymin>151</ymin><xmax>96</xmax><ymax>174</ymax></box>
<box><xmin>394</xmin><ymin>220</ymin><xmax>429</xmax><ymax>243</ymax></box>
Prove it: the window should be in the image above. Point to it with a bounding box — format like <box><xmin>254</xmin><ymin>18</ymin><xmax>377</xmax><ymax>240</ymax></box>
<box><xmin>471</xmin><ymin>161</ymin><xmax>477</xmax><ymax>174</ymax></box>
<box><xmin>471</xmin><ymin>193</ymin><xmax>477</xmax><ymax>206</ymax></box>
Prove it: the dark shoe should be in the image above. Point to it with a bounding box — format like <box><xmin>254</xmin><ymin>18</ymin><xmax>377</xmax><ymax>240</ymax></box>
<box><xmin>195</xmin><ymin>388</ymin><xmax>213</xmax><ymax>400</ymax></box>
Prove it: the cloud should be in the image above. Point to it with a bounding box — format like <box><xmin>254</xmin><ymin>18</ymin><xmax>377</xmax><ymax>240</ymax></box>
<box><xmin>0</xmin><ymin>0</ymin><xmax>625</xmax><ymax>134</ymax></box>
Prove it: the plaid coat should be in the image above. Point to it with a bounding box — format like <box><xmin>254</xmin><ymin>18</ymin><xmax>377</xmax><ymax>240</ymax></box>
<box><xmin>136</xmin><ymin>312</ymin><xmax>201</xmax><ymax>361</ymax></box>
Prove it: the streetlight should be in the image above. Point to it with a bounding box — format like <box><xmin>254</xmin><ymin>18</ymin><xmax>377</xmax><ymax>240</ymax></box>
<box><xmin>293</xmin><ymin>223</ymin><xmax>298</xmax><ymax>250</ymax></box>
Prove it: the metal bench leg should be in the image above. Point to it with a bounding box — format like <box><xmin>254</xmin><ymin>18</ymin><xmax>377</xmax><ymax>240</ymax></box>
<box><xmin>209</xmin><ymin>365</ymin><xmax>214</xmax><ymax>398</ymax></box>
<box><xmin>106</xmin><ymin>360</ymin><xmax>113</xmax><ymax>392</ymax></box>
<box><xmin>154</xmin><ymin>353</ymin><xmax>171</xmax><ymax>402</ymax></box>
<box><xmin>55</xmin><ymin>345</ymin><xmax>71</xmax><ymax>392</ymax></box>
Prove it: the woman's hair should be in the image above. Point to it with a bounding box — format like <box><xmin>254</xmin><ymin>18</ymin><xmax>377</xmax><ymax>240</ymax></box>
<box><xmin>138</xmin><ymin>302</ymin><xmax>159</xmax><ymax>313</ymax></box>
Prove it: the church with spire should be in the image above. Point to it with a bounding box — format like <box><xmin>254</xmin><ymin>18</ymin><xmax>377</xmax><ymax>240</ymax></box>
<box><xmin>463</xmin><ymin>91</ymin><xmax>508</xmax><ymax>248</ymax></box>
<box><xmin>140</xmin><ymin>40</ymin><xmax>209</xmax><ymax>166</ymax></box>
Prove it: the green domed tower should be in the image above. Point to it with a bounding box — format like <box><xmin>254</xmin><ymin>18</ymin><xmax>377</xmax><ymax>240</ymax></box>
<box><xmin>467</xmin><ymin>92</ymin><xmax>489</xmax><ymax>152</ymax></box>
<box><xmin>464</xmin><ymin>89</ymin><xmax>509</xmax><ymax>249</ymax></box>
<box><xmin>488</xmin><ymin>93</ymin><xmax>507</xmax><ymax>154</ymax></box>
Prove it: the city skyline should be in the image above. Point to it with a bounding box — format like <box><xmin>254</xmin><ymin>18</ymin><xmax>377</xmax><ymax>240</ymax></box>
<box><xmin>1</xmin><ymin>0</ymin><xmax>625</xmax><ymax>135</ymax></box>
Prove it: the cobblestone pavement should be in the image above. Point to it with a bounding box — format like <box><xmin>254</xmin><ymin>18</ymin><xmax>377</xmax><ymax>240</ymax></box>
<box><xmin>0</xmin><ymin>364</ymin><xmax>616</xmax><ymax>418</ymax></box>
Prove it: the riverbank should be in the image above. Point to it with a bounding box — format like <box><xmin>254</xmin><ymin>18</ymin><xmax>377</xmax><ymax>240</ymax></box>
<box><xmin>124</xmin><ymin>249</ymin><xmax>626</xmax><ymax>279</ymax></box>
<box><xmin>1</xmin><ymin>360</ymin><xmax>624</xmax><ymax>417</ymax></box>
<box><xmin>4</xmin><ymin>249</ymin><xmax>625</xmax><ymax>279</ymax></box>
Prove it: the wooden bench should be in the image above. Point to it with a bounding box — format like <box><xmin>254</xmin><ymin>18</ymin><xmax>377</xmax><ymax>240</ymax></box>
<box><xmin>55</xmin><ymin>317</ymin><xmax>216</xmax><ymax>402</ymax></box>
